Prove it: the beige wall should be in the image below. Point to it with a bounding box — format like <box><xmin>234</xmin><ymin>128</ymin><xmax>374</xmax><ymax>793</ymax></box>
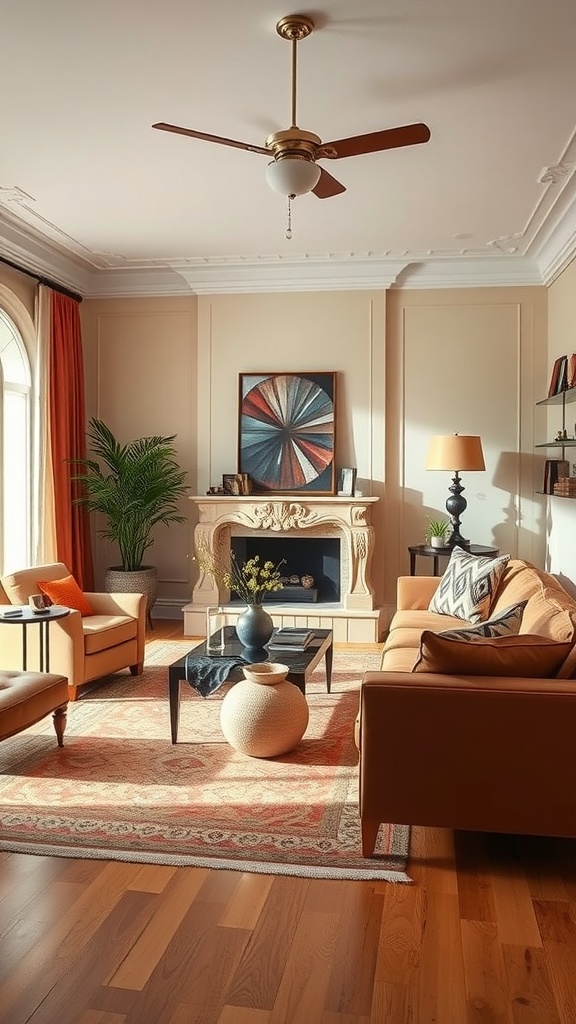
<box><xmin>81</xmin><ymin>285</ymin><xmax>550</xmax><ymax>621</ymax></box>
<box><xmin>0</xmin><ymin>264</ymin><xmax>559</xmax><ymax>621</ymax></box>
<box><xmin>384</xmin><ymin>286</ymin><xmax>548</xmax><ymax>606</ymax></box>
<box><xmin>80</xmin><ymin>296</ymin><xmax>198</xmax><ymax>612</ymax></box>
<box><xmin>546</xmin><ymin>258</ymin><xmax>576</xmax><ymax>592</ymax></box>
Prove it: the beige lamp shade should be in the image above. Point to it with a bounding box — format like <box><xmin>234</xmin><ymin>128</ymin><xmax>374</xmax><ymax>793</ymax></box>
<box><xmin>426</xmin><ymin>434</ymin><xmax>485</xmax><ymax>472</ymax></box>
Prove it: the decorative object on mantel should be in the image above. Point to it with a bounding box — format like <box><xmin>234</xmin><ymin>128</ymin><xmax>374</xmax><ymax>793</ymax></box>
<box><xmin>195</xmin><ymin>540</ymin><xmax>285</xmax><ymax>648</ymax></box>
<box><xmin>238</xmin><ymin>372</ymin><xmax>336</xmax><ymax>494</ymax></box>
<box><xmin>425</xmin><ymin>433</ymin><xmax>486</xmax><ymax>548</ymax></box>
<box><xmin>338</xmin><ymin>467</ymin><xmax>357</xmax><ymax>496</ymax></box>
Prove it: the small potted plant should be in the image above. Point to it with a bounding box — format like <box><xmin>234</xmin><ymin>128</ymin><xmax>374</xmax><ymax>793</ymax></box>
<box><xmin>425</xmin><ymin>518</ymin><xmax>451</xmax><ymax>549</ymax></box>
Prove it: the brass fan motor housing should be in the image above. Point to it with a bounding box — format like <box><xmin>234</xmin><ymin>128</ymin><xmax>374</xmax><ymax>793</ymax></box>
<box><xmin>265</xmin><ymin>128</ymin><xmax>321</xmax><ymax>162</ymax></box>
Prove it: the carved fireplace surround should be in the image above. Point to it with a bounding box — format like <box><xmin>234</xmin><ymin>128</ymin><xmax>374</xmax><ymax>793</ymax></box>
<box><xmin>184</xmin><ymin>495</ymin><xmax>383</xmax><ymax>642</ymax></box>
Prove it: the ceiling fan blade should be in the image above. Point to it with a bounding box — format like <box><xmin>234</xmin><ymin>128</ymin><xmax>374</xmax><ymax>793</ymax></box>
<box><xmin>312</xmin><ymin>167</ymin><xmax>347</xmax><ymax>199</ymax></box>
<box><xmin>322</xmin><ymin>122</ymin><xmax>431</xmax><ymax>159</ymax></box>
<box><xmin>151</xmin><ymin>122</ymin><xmax>269</xmax><ymax>156</ymax></box>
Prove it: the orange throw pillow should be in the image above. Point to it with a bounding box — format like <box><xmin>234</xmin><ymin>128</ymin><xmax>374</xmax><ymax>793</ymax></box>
<box><xmin>37</xmin><ymin>575</ymin><xmax>94</xmax><ymax>617</ymax></box>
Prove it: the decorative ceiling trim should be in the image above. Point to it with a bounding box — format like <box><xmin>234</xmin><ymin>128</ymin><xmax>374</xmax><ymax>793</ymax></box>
<box><xmin>0</xmin><ymin>204</ymin><xmax>571</xmax><ymax>296</ymax></box>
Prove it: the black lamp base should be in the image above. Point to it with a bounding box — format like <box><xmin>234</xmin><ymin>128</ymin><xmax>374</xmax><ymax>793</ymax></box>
<box><xmin>445</xmin><ymin>471</ymin><xmax>470</xmax><ymax>549</ymax></box>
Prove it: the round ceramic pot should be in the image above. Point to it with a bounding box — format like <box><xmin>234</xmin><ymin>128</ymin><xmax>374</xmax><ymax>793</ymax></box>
<box><xmin>220</xmin><ymin>670</ymin><xmax>309</xmax><ymax>757</ymax></box>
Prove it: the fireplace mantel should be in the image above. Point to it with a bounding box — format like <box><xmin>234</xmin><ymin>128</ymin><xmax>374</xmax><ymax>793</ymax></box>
<box><xmin>184</xmin><ymin>494</ymin><xmax>384</xmax><ymax>642</ymax></box>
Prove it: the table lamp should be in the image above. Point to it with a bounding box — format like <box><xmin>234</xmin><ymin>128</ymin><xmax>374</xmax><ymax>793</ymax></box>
<box><xmin>425</xmin><ymin>433</ymin><xmax>486</xmax><ymax>548</ymax></box>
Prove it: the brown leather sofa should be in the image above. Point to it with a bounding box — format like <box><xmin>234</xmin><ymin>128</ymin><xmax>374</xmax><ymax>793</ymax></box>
<box><xmin>359</xmin><ymin>559</ymin><xmax>576</xmax><ymax>855</ymax></box>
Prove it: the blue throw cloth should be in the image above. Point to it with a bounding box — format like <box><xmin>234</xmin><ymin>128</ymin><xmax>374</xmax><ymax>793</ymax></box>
<box><xmin>184</xmin><ymin>654</ymin><xmax>247</xmax><ymax>699</ymax></box>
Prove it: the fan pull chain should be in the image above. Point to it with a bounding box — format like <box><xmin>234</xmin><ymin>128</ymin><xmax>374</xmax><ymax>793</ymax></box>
<box><xmin>285</xmin><ymin>194</ymin><xmax>294</xmax><ymax>240</ymax></box>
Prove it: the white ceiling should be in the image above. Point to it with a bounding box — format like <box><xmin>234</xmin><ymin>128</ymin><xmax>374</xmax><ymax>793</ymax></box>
<box><xmin>1</xmin><ymin>0</ymin><xmax>576</xmax><ymax>295</ymax></box>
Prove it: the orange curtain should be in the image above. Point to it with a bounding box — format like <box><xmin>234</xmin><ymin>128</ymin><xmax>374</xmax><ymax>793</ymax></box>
<box><xmin>49</xmin><ymin>291</ymin><xmax>94</xmax><ymax>589</ymax></box>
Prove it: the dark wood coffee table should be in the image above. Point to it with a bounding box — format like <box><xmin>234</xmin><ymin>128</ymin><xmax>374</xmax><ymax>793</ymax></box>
<box><xmin>168</xmin><ymin>626</ymin><xmax>333</xmax><ymax>744</ymax></box>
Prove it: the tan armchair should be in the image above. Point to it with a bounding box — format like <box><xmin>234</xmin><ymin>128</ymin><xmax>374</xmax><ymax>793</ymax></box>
<box><xmin>0</xmin><ymin>563</ymin><xmax>146</xmax><ymax>700</ymax></box>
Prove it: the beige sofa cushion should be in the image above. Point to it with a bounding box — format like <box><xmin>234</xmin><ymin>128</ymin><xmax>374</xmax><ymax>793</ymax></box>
<box><xmin>83</xmin><ymin>615</ymin><xmax>138</xmax><ymax>655</ymax></box>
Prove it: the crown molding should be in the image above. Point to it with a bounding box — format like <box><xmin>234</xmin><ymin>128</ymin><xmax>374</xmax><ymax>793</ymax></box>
<box><xmin>0</xmin><ymin>204</ymin><xmax>569</xmax><ymax>297</ymax></box>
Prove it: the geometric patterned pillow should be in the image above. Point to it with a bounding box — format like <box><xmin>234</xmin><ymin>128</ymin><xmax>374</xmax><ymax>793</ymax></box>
<box><xmin>428</xmin><ymin>545</ymin><xmax>511</xmax><ymax>623</ymax></box>
<box><xmin>438</xmin><ymin>600</ymin><xmax>527</xmax><ymax>640</ymax></box>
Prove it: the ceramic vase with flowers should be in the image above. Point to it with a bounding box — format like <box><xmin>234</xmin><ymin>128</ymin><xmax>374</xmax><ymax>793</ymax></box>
<box><xmin>195</xmin><ymin>543</ymin><xmax>285</xmax><ymax>649</ymax></box>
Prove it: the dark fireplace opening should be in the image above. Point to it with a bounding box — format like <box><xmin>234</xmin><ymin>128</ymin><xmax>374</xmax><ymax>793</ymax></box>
<box><xmin>230</xmin><ymin>536</ymin><xmax>340</xmax><ymax>604</ymax></box>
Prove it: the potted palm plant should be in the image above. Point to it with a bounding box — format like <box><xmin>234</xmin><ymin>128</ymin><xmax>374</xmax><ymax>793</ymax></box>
<box><xmin>72</xmin><ymin>418</ymin><xmax>188</xmax><ymax>625</ymax></box>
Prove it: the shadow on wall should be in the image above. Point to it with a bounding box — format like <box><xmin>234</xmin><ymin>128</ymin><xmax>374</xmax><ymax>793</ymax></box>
<box><xmin>492</xmin><ymin>451</ymin><xmax>546</xmax><ymax>564</ymax></box>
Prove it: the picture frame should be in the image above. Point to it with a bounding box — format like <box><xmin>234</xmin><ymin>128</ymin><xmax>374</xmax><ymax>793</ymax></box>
<box><xmin>222</xmin><ymin>473</ymin><xmax>252</xmax><ymax>495</ymax></box>
<box><xmin>338</xmin><ymin>467</ymin><xmax>357</xmax><ymax>497</ymax></box>
<box><xmin>238</xmin><ymin>372</ymin><xmax>336</xmax><ymax>494</ymax></box>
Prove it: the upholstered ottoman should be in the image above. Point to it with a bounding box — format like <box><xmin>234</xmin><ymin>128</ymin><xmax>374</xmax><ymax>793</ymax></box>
<box><xmin>0</xmin><ymin>670</ymin><xmax>68</xmax><ymax>747</ymax></box>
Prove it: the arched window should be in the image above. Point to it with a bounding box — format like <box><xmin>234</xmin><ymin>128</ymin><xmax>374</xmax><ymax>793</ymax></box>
<box><xmin>0</xmin><ymin>308</ymin><xmax>32</xmax><ymax>574</ymax></box>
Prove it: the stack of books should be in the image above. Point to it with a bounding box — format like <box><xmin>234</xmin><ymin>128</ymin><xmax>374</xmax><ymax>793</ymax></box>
<box><xmin>553</xmin><ymin>477</ymin><xmax>576</xmax><ymax>498</ymax></box>
<box><xmin>268</xmin><ymin>628</ymin><xmax>314</xmax><ymax>652</ymax></box>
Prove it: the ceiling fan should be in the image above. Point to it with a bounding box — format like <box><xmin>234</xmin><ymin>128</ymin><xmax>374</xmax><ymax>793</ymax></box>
<box><xmin>152</xmin><ymin>13</ymin><xmax>431</xmax><ymax>202</ymax></box>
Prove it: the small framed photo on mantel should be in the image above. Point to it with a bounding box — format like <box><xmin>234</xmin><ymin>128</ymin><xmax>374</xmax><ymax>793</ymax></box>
<box><xmin>338</xmin><ymin>467</ymin><xmax>357</xmax><ymax>497</ymax></box>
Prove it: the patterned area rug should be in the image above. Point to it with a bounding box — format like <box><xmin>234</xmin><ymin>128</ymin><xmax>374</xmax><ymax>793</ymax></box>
<box><xmin>0</xmin><ymin>640</ymin><xmax>411</xmax><ymax>882</ymax></box>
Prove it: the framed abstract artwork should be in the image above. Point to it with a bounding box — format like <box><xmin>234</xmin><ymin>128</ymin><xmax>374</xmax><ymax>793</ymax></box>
<box><xmin>238</xmin><ymin>372</ymin><xmax>336</xmax><ymax>494</ymax></box>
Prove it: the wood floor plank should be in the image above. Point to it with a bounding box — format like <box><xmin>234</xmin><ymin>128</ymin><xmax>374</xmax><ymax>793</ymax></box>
<box><xmin>219</xmin><ymin>871</ymin><xmax>275</xmax><ymax>930</ymax></box>
<box><xmin>417</xmin><ymin>890</ymin><xmax>468</xmax><ymax>1024</ymax></box>
<box><xmin>105</xmin><ymin>896</ymin><xmax>248</xmax><ymax>1024</ymax></box>
<box><xmin>455</xmin><ymin>830</ymin><xmax>498</xmax><ymax>924</ymax></box>
<box><xmin>126</xmin><ymin>864</ymin><xmax>178</xmax><ymax>894</ymax></box>
<box><xmin>370</xmin><ymin>980</ymin><xmax>417</xmax><ymax>1024</ymax></box>
<box><xmin>374</xmin><ymin>883</ymin><xmax>423</xmax><ymax>986</ymax></box>
<box><xmin>323</xmin><ymin>885</ymin><xmax>384</xmax><ymax>1016</ymax></box>
<box><xmin>502</xmin><ymin>944</ymin><xmax>562</xmax><ymax>1024</ymax></box>
<box><xmin>79</xmin><ymin>1012</ymin><xmax>127</xmax><ymax>1023</ymax></box>
<box><xmin>107</xmin><ymin>868</ymin><xmax>209</xmax><ymax>990</ymax></box>
<box><xmin>269</xmin><ymin>909</ymin><xmax>340</xmax><ymax>1024</ymax></box>
<box><xmin>215</xmin><ymin>1008</ymin><xmax>271</xmax><ymax>1024</ymax></box>
<box><xmin>321</xmin><ymin>1013</ymin><xmax>371</xmax><ymax>1023</ymax></box>
<box><xmin>225</xmin><ymin>875</ymin><xmax>311</xmax><ymax>1011</ymax></box>
<box><xmin>19</xmin><ymin>891</ymin><xmax>155</xmax><ymax>1024</ymax></box>
<box><xmin>536</xmin><ymin>936</ymin><xmax>576</xmax><ymax>1024</ymax></box>
<box><xmin>490</xmin><ymin>858</ymin><xmax>543</xmax><ymax>948</ymax></box>
<box><xmin>0</xmin><ymin>861</ymin><xmax>146</xmax><ymax>1024</ymax></box>
<box><xmin>460</xmin><ymin>919</ymin><xmax>514</xmax><ymax>1024</ymax></box>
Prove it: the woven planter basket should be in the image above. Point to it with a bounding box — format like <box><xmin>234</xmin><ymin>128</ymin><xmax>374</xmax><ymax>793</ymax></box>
<box><xmin>104</xmin><ymin>566</ymin><xmax>158</xmax><ymax>629</ymax></box>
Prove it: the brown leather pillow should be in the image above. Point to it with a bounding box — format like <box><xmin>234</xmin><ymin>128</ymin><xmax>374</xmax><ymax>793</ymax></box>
<box><xmin>413</xmin><ymin>631</ymin><xmax>572</xmax><ymax>677</ymax></box>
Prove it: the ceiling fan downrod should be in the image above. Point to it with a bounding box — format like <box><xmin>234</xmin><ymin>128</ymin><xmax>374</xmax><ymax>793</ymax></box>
<box><xmin>275</xmin><ymin>14</ymin><xmax>314</xmax><ymax>129</ymax></box>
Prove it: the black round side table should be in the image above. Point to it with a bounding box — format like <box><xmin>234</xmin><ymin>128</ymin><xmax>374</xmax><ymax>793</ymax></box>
<box><xmin>0</xmin><ymin>604</ymin><xmax>70</xmax><ymax>671</ymax></box>
<box><xmin>408</xmin><ymin>543</ymin><xmax>499</xmax><ymax>576</ymax></box>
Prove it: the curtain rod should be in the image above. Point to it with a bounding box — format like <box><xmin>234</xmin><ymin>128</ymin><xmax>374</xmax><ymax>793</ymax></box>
<box><xmin>0</xmin><ymin>255</ymin><xmax>83</xmax><ymax>304</ymax></box>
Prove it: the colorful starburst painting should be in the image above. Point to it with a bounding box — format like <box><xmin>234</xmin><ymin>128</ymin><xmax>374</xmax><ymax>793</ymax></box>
<box><xmin>238</xmin><ymin>372</ymin><xmax>336</xmax><ymax>493</ymax></box>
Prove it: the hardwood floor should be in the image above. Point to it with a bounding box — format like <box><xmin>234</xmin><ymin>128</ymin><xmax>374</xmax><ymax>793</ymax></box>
<box><xmin>2</xmin><ymin>621</ymin><xmax>576</xmax><ymax>1023</ymax></box>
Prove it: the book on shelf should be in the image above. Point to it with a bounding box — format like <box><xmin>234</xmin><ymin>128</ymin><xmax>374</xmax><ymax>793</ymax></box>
<box><xmin>543</xmin><ymin>459</ymin><xmax>570</xmax><ymax>494</ymax></box>
<box><xmin>568</xmin><ymin>353</ymin><xmax>576</xmax><ymax>390</ymax></box>
<box><xmin>548</xmin><ymin>355</ymin><xmax>568</xmax><ymax>397</ymax></box>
